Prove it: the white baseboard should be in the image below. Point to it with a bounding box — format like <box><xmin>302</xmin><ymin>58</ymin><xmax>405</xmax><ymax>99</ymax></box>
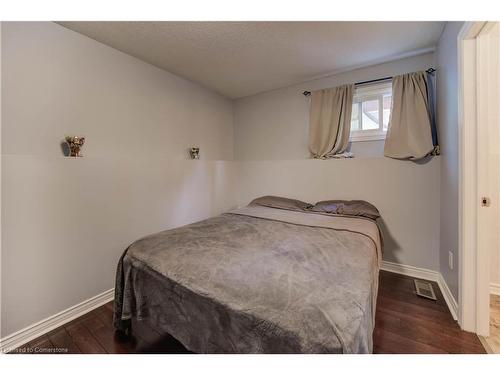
<box><xmin>380</xmin><ymin>260</ymin><xmax>458</xmax><ymax>321</ymax></box>
<box><xmin>380</xmin><ymin>260</ymin><xmax>440</xmax><ymax>282</ymax></box>
<box><xmin>0</xmin><ymin>288</ymin><xmax>114</xmax><ymax>353</ymax></box>
<box><xmin>437</xmin><ymin>273</ymin><xmax>459</xmax><ymax>321</ymax></box>
<box><xmin>491</xmin><ymin>283</ymin><xmax>500</xmax><ymax>296</ymax></box>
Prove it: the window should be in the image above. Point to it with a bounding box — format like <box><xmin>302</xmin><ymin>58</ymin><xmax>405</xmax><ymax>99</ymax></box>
<box><xmin>350</xmin><ymin>81</ymin><xmax>392</xmax><ymax>142</ymax></box>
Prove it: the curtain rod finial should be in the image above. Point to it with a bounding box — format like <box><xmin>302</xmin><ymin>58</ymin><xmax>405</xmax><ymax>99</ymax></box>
<box><xmin>303</xmin><ymin>91</ymin><xmax>311</xmax><ymax>97</ymax></box>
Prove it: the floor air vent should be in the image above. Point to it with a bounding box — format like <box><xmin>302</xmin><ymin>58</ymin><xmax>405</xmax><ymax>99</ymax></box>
<box><xmin>414</xmin><ymin>279</ymin><xmax>437</xmax><ymax>301</ymax></box>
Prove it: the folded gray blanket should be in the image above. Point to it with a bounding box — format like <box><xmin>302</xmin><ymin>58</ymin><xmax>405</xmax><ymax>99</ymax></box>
<box><xmin>114</xmin><ymin>206</ymin><xmax>381</xmax><ymax>353</ymax></box>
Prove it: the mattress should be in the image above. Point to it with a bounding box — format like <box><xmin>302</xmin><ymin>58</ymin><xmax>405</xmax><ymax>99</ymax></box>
<box><xmin>114</xmin><ymin>205</ymin><xmax>382</xmax><ymax>353</ymax></box>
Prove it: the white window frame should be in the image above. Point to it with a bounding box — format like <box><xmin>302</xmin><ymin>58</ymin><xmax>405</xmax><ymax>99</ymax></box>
<box><xmin>349</xmin><ymin>81</ymin><xmax>392</xmax><ymax>142</ymax></box>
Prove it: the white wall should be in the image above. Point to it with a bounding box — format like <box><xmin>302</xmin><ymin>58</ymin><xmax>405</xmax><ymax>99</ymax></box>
<box><xmin>237</xmin><ymin>158</ymin><xmax>441</xmax><ymax>271</ymax></box>
<box><xmin>435</xmin><ymin>22</ymin><xmax>464</xmax><ymax>300</ymax></box>
<box><xmin>234</xmin><ymin>52</ymin><xmax>442</xmax><ymax>272</ymax></box>
<box><xmin>234</xmin><ymin>52</ymin><xmax>435</xmax><ymax>160</ymax></box>
<box><xmin>2</xmin><ymin>157</ymin><xmax>238</xmax><ymax>338</ymax></box>
<box><xmin>1</xmin><ymin>22</ymin><xmax>238</xmax><ymax>337</ymax></box>
<box><xmin>2</xmin><ymin>22</ymin><xmax>234</xmax><ymax>160</ymax></box>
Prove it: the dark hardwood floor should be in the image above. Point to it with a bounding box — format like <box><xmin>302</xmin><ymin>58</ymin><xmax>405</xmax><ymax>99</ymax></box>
<box><xmin>11</xmin><ymin>271</ymin><xmax>486</xmax><ymax>354</ymax></box>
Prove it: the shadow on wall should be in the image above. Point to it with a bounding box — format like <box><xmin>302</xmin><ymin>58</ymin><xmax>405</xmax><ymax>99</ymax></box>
<box><xmin>412</xmin><ymin>154</ymin><xmax>436</xmax><ymax>166</ymax></box>
<box><xmin>60</xmin><ymin>140</ymin><xmax>70</xmax><ymax>157</ymax></box>
<box><xmin>377</xmin><ymin>217</ymin><xmax>401</xmax><ymax>264</ymax></box>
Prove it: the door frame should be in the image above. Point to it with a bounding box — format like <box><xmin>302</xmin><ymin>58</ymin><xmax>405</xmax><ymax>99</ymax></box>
<box><xmin>458</xmin><ymin>21</ymin><xmax>492</xmax><ymax>336</ymax></box>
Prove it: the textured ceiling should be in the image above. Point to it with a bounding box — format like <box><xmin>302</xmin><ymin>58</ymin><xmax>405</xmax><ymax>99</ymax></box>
<box><xmin>58</xmin><ymin>21</ymin><xmax>445</xmax><ymax>99</ymax></box>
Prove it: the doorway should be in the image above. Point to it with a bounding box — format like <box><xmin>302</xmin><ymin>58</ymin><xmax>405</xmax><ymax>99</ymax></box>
<box><xmin>459</xmin><ymin>21</ymin><xmax>500</xmax><ymax>347</ymax></box>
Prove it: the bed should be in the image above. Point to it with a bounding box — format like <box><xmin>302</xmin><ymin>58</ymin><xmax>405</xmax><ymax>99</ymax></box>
<box><xmin>114</xmin><ymin>198</ymin><xmax>382</xmax><ymax>353</ymax></box>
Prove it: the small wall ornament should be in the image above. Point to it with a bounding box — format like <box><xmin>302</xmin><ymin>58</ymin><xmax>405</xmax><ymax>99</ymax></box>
<box><xmin>65</xmin><ymin>136</ymin><xmax>85</xmax><ymax>157</ymax></box>
<box><xmin>189</xmin><ymin>147</ymin><xmax>200</xmax><ymax>159</ymax></box>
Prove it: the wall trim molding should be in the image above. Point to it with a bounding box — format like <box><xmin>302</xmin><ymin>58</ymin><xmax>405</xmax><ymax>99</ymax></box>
<box><xmin>380</xmin><ymin>260</ymin><xmax>439</xmax><ymax>281</ymax></box>
<box><xmin>437</xmin><ymin>273</ymin><xmax>459</xmax><ymax>321</ymax></box>
<box><xmin>458</xmin><ymin>21</ymin><xmax>490</xmax><ymax>336</ymax></box>
<box><xmin>491</xmin><ymin>283</ymin><xmax>500</xmax><ymax>296</ymax></box>
<box><xmin>0</xmin><ymin>288</ymin><xmax>114</xmax><ymax>353</ymax></box>
<box><xmin>380</xmin><ymin>260</ymin><xmax>458</xmax><ymax>321</ymax></box>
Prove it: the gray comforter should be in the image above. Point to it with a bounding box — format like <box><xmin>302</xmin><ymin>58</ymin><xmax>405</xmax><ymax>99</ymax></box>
<box><xmin>114</xmin><ymin>206</ymin><xmax>382</xmax><ymax>353</ymax></box>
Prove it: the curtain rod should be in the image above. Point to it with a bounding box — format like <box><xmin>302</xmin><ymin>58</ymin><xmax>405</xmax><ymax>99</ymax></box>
<box><xmin>302</xmin><ymin>67</ymin><xmax>436</xmax><ymax>97</ymax></box>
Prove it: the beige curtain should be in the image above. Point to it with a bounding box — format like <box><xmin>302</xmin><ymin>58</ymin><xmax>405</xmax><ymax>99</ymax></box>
<box><xmin>384</xmin><ymin>72</ymin><xmax>434</xmax><ymax>160</ymax></box>
<box><xmin>308</xmin><ymin>84</ymin><xmax>354</xmax><ymax>159</ymax></box>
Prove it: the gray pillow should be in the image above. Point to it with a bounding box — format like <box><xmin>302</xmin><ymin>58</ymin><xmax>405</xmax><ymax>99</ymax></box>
<box><xmin>310</xmin><ymin>200</ymin><xmax>380</xmax><ymax>220</ymax></box>
<box><xmin>249</xmin><ymin>196</ymin><xmax>313</xmax><ymax>211</ymax></box>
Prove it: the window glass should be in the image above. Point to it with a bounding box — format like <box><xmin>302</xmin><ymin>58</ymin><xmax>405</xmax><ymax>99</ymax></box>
<box><xmin>351</xmin><ymin>103</ymin><xmax>360</xmax><ymax>131</ymax></box>
<box><xmin>361</xmin><ymin>99</ymin><xmax>379</xmax><ymax>130</ymax></box>
<box><xmin>383</xmin><ymin>95</ymin><xmax>392</xmax><ymax>131</ymax></box>
<box><xmin>349</xmin><ymin>81</ymin><xmax>392</xmax><ymax>141</ymax></box>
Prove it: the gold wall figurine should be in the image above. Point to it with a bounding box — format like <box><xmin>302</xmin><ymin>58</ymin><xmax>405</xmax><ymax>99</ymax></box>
<box><xmin>189</xmin><ymin>147</ymin><xmax>200</xmax><ymax>159</ymax></box>
<box><xmin>65</xmin><ymin>136</ymin><xmax>85</xmax><ymax>157</ymax></box>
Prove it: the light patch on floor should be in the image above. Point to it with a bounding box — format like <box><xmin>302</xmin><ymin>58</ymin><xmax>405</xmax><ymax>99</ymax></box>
<box><xmin>480</xmin><ymin>294</ymin><xmax>500</xmax><ymax>354</ymax></box>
